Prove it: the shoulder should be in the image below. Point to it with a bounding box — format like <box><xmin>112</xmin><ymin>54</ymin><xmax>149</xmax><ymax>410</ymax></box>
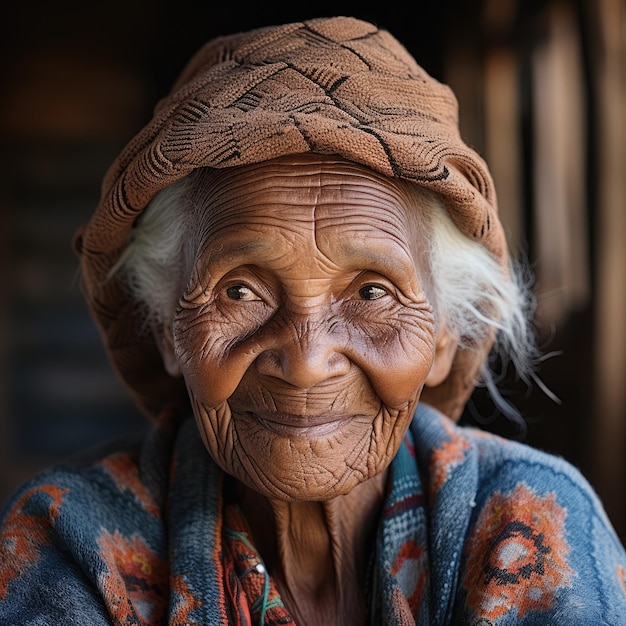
<box><xmin>462</xmin><ymin>428</ymin><xmax>626</xmax><ymax>622</ymax></box>
<box><xmin>0</xmin><ymin>434</ymin><xmax>163</xmax><ymax>585</ymax></box>
<box><xmin>1</xmin><ymin>432</ymin><xmax>153</xmax><ymax>525</ymax></box>
<box><xmin>0</xmin><ymin>423</ymin><xmax>176</xmax><ymax>617</ymax></box>
<box><xmin>412</xmin><ymin>404</ymin><xmax>626</xmax><ymax>623</ymax></box>
<box><xmin>0</xmin><ymin>411</ymin><xmax>191</xmax><ymax>530</ymax></box>
<box><xmin>413</xmin><ymin>402</ymin><xmax>607</xmax><ymax>510</ymax></box>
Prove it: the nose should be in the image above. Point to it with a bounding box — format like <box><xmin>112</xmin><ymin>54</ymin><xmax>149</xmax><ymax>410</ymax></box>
<box><xmin>255</xmin><ymin>319</ymin><xmax>350</xmax><ymax>388</ymax></box>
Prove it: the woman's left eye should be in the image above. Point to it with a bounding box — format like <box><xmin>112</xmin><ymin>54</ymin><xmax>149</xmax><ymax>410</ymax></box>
<box><xmin>358</xmin><ymin>284</ymin><xmax>387</xmax><ymax>300</ymax></box>
<box><xmin>225</xmin><ymin>285</ymin><xmax>260</xmax><ymax>301</ymax></box>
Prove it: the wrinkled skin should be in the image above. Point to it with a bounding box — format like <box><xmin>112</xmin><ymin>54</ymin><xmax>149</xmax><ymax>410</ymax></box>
<box><xmin>157</xmin><ymin>154</ymin><xmax>457</xmax><ymax>624</ymax></box>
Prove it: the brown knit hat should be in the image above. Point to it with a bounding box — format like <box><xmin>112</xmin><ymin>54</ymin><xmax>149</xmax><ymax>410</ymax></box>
<box><xmin>74</xmin><ymin>16</ymin><xmax>507</xmax><ymax>421</ymax></box>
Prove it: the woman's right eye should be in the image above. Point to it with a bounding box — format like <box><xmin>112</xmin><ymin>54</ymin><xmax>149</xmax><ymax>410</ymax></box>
<box><xmin>358</xmin><ymin>284</ymin><xmax>388</xmax><ymax>301</ymax></box>
<box><xmin>225</xmin><ymin>284</ymin><xmax>260</xmax><ymax>301</ymax></box>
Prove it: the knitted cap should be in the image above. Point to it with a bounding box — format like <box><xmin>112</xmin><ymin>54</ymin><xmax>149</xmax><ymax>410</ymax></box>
<box><xmin>75</xmin><ymin>16</ymin><xmax>507</xmax><ymax>421</ymax></box>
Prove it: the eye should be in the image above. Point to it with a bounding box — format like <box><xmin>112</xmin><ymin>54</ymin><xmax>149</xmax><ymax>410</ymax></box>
<box><xmin>358</xmin><ymin>284</ymin><xmax>387</xmax><ymax>300</ymax></box>
<box><xmin>225</xmin><ymin>284</ymin><xmax>261</xmax><ymax>301</ymax></box>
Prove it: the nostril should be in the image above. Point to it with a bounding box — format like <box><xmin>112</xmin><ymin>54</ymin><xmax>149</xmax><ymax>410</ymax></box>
<box><xmin>255</xmin><ymin>350</ymin><xmax>283</xmax><ymax>378</ymax></box>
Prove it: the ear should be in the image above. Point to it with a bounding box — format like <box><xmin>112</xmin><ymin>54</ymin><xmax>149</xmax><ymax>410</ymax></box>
<box><xmin>425</xmin><ymin>324</ymin><xmax>457</xmax><ymax>387</ymax></box>
<box><xmin>154</xmin><ymin>320</ymin><xmax>182</xmax><ymax>378</ymax></box>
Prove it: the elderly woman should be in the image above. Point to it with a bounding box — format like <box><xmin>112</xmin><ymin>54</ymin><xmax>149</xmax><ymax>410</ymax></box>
<box><xmin>1</xmin><ymin>16</ymin><xmax>625</xmax><ymax>626</ymax></box>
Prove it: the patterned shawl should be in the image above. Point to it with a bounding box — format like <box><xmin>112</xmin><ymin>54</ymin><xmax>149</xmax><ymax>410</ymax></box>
<box><xmin>2</xmin><ymin>404</ymin><xmax>625</xmax><ymax>624</ymax></box>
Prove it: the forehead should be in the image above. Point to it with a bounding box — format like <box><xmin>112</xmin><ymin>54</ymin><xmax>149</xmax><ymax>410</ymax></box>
<box><xmin>188</xmin><ymin>155</ymin><xmax>432</xmax><ymax>255</ymax></box>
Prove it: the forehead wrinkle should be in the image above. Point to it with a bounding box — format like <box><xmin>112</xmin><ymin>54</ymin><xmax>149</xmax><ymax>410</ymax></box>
<box><xmin>311</xmin><ymin>188</ymin><xmax>416</xmax><ymax>278</ymax></box>
<box><xmin>313</xmin><ymin>205</ymin><xmax>419</xmax><ymax>280</ymax></box>
<box><xmin>312</xmin><ymin>181</ymin><xmax>415</xmax><ymax>247</ymax></box>
<box><xmin>316</xmin><ymin>212</ymin><xmax>412</xmax><ymax>248</ymax></box>
<box><xmin>194</xmin><ymin>201</ymin><xmax>315</xmax><ymax>261</ymax></box>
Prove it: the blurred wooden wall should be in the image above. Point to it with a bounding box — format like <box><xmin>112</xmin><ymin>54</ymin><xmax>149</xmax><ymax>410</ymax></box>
<box><xmin>444</xmin><ymin>0</ymin><xmax>626</xmax><ymax>536</ymax></box>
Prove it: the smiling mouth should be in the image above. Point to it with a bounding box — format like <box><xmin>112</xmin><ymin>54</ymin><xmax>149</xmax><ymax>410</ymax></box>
<box><xmin>250</xmin><ymin>411</ymin><xmax>347</xmax><ymax>437</ymax></box>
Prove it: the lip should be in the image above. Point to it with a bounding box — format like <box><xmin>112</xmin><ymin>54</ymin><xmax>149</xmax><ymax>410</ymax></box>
<box><xmin>250</xmin><ymin>411</ymin><xmax>348</xmax><ymax>438</ymax></box>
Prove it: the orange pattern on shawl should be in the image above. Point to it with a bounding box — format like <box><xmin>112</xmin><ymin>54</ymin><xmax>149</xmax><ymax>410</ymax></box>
<box><xmin>96</xmin><ymin>529</ymin><xmax>168</xmax><ymax>625</ymax></box>
<box><xmin>0</xmin><ymin>484</ymin><xmax>68</xmax><ymax>599</ymax></box>
<box><xmin>463</xmin><ymin>483</ymin><xmax>573</xmax><ymax>620</ymax></box>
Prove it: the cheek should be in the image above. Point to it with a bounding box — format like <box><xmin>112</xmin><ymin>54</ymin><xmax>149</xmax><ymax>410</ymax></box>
<box><xmin>361</xmin><ymin>345</ymin><xmax>434</xmax><ymax>409</ymax></box>
<box><xmin>346</xmin><ymin>310</ymin><xmax>437</xmax><ymax>408</ymax></box>
<box><xmin>172</xmin><ymin>310</ymin><xmax>255</xmax><ymax>407</ymax></box>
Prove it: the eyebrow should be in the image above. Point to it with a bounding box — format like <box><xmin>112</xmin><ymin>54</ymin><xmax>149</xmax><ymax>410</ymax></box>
<box><xmin>200</xmin><ymin>232</ymin><xmax>420</xmax><ymax>284</ymax></box>
<box><xmin>201</xmin><ymin>237</ymin><xmax>267</xmax><ymax>264</ymax></box>
<box><xmin>333</xmin><ymin>240</ymin><xmax>419</xmax><ymax>278</ymax></box>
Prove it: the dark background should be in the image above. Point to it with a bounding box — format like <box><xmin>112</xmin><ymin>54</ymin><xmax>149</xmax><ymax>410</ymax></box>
<box><xmin>1</xmin><ymin>0</ymin><xmax>625</xmax><ymax>539</ymax></box>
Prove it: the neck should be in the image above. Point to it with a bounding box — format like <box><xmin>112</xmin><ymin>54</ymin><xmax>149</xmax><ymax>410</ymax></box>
<box><xmin>237</xmin><ymin>472</ymin><xmax>387</xmax><ymax>626</ymax></box>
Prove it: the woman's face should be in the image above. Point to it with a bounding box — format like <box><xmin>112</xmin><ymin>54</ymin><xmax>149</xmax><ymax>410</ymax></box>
<box><xmin>158</xmin><ymin>155</ymin><xmax>455</xmax><ymax>501</ymax></box>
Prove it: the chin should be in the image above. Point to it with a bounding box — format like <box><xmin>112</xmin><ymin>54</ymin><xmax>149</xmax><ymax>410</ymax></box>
<box><xmin>194</xmin><ymin>401</ymin><xmax>400</xmax><ymax>501</ymax></box>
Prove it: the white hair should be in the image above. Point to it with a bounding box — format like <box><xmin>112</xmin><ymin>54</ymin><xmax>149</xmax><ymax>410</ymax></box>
<box><xmin>111</xmin><ymin>172</ymin><xmax>541</xmax><ymax>424</ymax></box>
<box><xmin>111</xmin><ymin>179</ymin><xmax>194</xmax><ymax>331</ymax></box>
